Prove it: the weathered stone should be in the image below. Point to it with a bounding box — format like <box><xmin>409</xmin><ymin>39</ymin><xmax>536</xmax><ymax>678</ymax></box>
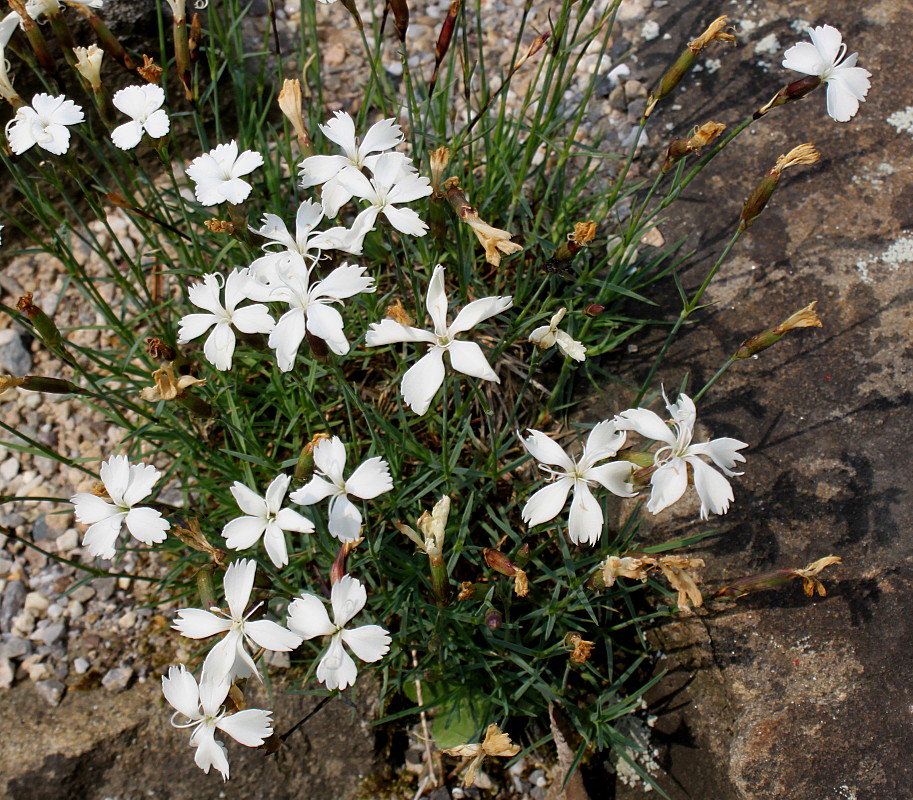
<box><xmin>0</xmin><ymin>329</ymin><xmax>32</xmax><ymax>375</ymax></box>
<box><xmin>0</xmin><ymin>657</ymin><xmax>12</xmax><ymax>689</ymax></box>
<box><xmin>92</xmin><ymin>577</ymin><xmax>116</xmax><ymax>601</ymax></box>
<box><xmin>0</xmin><ymin>636</ymin><xmax>30</xmax><ymax>660</ymax></box>
<box><xmin>34</xmin><ymin>679</ymin><xmax>65</xmax><ymax>707</ymax></box>
<box><xmin>1</xmin><ymin>582</ymin><xmax>27</xmax><ymax>633</ymax></box>
<box><xmin>101</xmin><ymin>666</ymin><xmax>133</xmax><ymax>692</ymax></box>
<box><xmin>69</xmin><ymin>585</ymin><xmax>95</xmax><ymax>604</ymax></box>
<box><xmin>23</xmin><ymin>592</ymin><xmax>49</xmax><ymax>615</ymax></box>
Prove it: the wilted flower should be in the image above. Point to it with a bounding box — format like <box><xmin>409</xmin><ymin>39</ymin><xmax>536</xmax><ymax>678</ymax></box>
<box><xmin>656</xmin><ymin>554</ymin><xmax>705</xmax><ymax>612</ymax></box>
<box><xmin>735</xmin><ymin>300</ymin><xmax>823</xmax><ymax>358</ymax></box>
<box><xmin>110</xmin><ymin>84</ymin><xmax>170</xmax><ymax>150</ymax></box>
<box><xmin>161</xmin><ymin>665</ymin><xmax>272</xmax><ymax>781</ymax></box>
<box><xmin>72</xmin><ymin>44</ymin><xmax>104</xmax><ymax>89</ymax></box>
<box><xmin>287</xmin><ymin>574</ymin><xmax>391</xmax><ymax>691</ymax></box>
<box><xmin>6</xmin><ymin>93</ymin><xmax>84</xmax><ymax>155</ymax></box>
<box><xmin>187</xmin><ymin>141</ymin><xmax>264</xmax><ymax>205</ymax></box>
<box><xmin>528</xmin><ymin>307</ymin><xmax>586</xmax><ymax>362</ymax></box>
<box><xmin>614</xmin><ymin>392</ymin><xmax>748</xmax><ymax>519</ymax></box>
<box><xmin>289</xmin><ymin>436</ymin><xmax>393</xmax><ymax>542</ymax></box>
<box><xmin>177</xmin><ymin>270</ymin><xmax>275</xmax><ymax>371</ymax></box>
<box><xmin>442</xmin><ymin>723</ymin><xmax>521</xmax><ymax>787</ymax></box>
<box><xmin>365</xmin><ymin>264</ymin><xmax>512</xmax><ymax>415</ymax></box>
<box><xmin>172</xmin><ymin>558</ymin><xmax>303</xmax><ymax>684</ymax></box>
<box><xmin>70</xmin><ymin>455</ymin><xmax>170</xmax><ymax>559</ymax></box>
<box><xmin>140</xmin><ymin>364</ymin><xmax>205</xmax><ymax>402</ymax></box>
<box><xmin>782</xmin><ymin>24</ymin><xmax>871</xmax><ymax>122</ymax></box>
<box><xmin>396</xmin><ymin>495</ymin><xmax>450</xmax><ymax>558</ymax></box>
<box><xmin>520</xmin><ymin>421</ymin><xmax>636</xmax><ymax>546</ymax></box>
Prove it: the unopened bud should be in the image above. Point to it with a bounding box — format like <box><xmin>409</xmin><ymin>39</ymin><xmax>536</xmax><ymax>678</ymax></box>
<box><xmin>73</xmin><ymin>44</ymin><xmax>104</xmax><ymax>89</ymax></box>
<box><xmin>662</xmin><ymin>121</ymin><xmax>726</xmax><ymax>172</ymax></box>
<box><xmin>330</xmin><ymin>539</ymin><xmax>361</xmax><ymax>585</ymax></box>
<box><xmin>294</xmin><ymin>433</ymin><xmax>332</xmax><ymax>483</ymax></box>
<box><xmin>17</xmin><ymin>293</ymin><xmax>63</xmax><ymax>350</ymax></box>
<box><xmin>584</xmin><ymin>303</ymin><xmax>605</xmax><ymax>317</ymax></box>
<box><xmin>485</xmin><ymin>610</ymin><xmax>502</xmax><ymax>630</ymax></box>
<box><xmin>429</xmin><ymin>146</ymin><xmax>451</xmax><ymax>193</ymax></box>
<box><xmin>483</xmin><ymin>547</ymin><xmax>518</xmax><ymax>577</ymax></box>
<box><xmin>739</xmin><ymin>143</ymin><xmax>820</xmax><ymax>231</ymax></box>
<box><xmin>735</xmin><ymin>301</ymin><xmax>822</xmax><ymax>359</ymax></box>
<box><xmin>387</xmin><ymin>0</ymin><xmax>408</xmax><ymax>42</ymax></box>
<box><xmin>754</xmin><ymin>75</ymin><xmax>822</xmax><ymax>119</ymax></box>
<box><xmin>645</xmin><ymin>16</ymin><xmax>735</xmax><ymax>118</ymax></box>
<box><xmin>138</xmin><ymin>54</ymin><xmax>164</xmax><ymax>84</ymax></box>
<box><xmin>278</xmin><ymin>79</ymin><xmax>314</xmax><ymax>157</ymax></box>
<box><xmin>20</xmin><ymin>375</ymin><xmax>84</xmax><ymax>394</ymax></box>
<box><xmin>513</xmin><ymin>31</ymin><xmax>550</xmax><ymax>71</ymax></box>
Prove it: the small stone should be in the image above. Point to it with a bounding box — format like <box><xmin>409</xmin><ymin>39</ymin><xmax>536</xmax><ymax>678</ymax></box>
<box><xmin>32</xmin><ymin>621</ymin><xmax>65</xmax><ymax>646</ymax></box>
<box><xmin>530</xmin><ymin>787</ymin><xmax>546</xmax><ymax>800</ymax></box>
<box><xmin>428</xmin><ymin>788</ymin><xmax>450</xmax><ymax>800</ymax></box>
<box><xmin>55</xmin><ymin>660</ymin><xmax>69</xmax><ymax>680</ymax></box>
<box><xmin>35</xmin><ymin>679</ymin><xmax>65</xmax><ymax>706</ymax></box>
<box><xmin>0</xmin><ymin>329</ymin><xmax>32</xmax><ymax>374</ymax></box>
<box><xmin>473</xmin><ymin>770</ymin><xmax>493</xmax><ymax>790</ymax></box>
<box><xmin>117</xmin><ymin>577</ymin><xmax>131</xmax><ymax>590</ymax></box>
<box><xmin>0</xmin><ymin>558</ymin><xmax>14</xmax><ymax>578</ymax></box>
<box><xmin>0</xmin><ymin>457</ymin><xmax>19</xmax><ymax>482</ymax></box>
<box><xmin>67</xmin><ymin>600</ymin><xmax>85</xmax><ymax>620</ymax></box>
<box><xmin>11</xmin><ymin>609</ymin><xmax>35</xmax><ymax>636</ymax></box>
<box><xmin>93</xmin><ymin>577</ymin><xmax>116</xmax><ymax>601</ymax></box>
<box><xmin>102</xmin><ymin>666</ymin><xmax>134</xmax><ymax>692</ymax></box>
<box><xmin>73</xmin><ymin>657</ymin><xmax>90</xmax><ymax>674</ymax></box>
<box><xmin>265</xmin><ymin>650</ymin><xmax>290</xmax><ymax>668</ymax></box>
<box><xmin>0</xmin><ymin>635</ymin><xmax>31</xmax><ymax>659</ymax></box>
<box><xmin>55</xmin><ymin>529</ymin><xmax>79</xmax><ymax>554</ymax></box>
<box><xmin>46</xmin><ymin>603</ymin><xmax>65</xmax><ymax>621</ymax></box>
<box><xmin>24</xmin><ymin>592</ymin><xmax>50</xmax><ymax>615</ymax></box>
<box><xmin>117</xmin><ymin>611</ymin><xmax>137</xmax><ymax>629</ymax></box>
<box><xmin>70</xmin><ymin>585</ymin><xmax>96</xmax><ymax>603</ymax></box>
<box><xmin>26</xmin><ymin>659</ymin><xmax>50</xmax><ymax>682</ymax></box>
<box><xmin>0</xmin><ymin>657</ymin><xmax>13</xmax><ymax>688</ymax></box>
<box><xmin>528</xmin><ymin>769</ymin><xmax>547</xmax><ymax>787</ymax></box>
<box><xmin>324</xmin><ymin>43</ymin><xmax>346</xmax><ymax>66</ymax></box>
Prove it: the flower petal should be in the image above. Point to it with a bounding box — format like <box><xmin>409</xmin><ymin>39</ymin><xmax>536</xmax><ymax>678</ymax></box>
<box><xmin>567</xmin><ymin>482</ymin><xmax>603</xmax><ymax>546</ymax></box>
<box><xmin>287</xmin><ymin>593</ymin><xmax>335</xmax><ymax>639</ymax></box>
<box><xmin>316</xmin><ymin>634</ymin><xmax>358</xmax><ymax>691</ymax></box>
<box><xmin>401</xmin><ymin>348</ymin><xmax>445</xmax><ymax>415</ymax></box>
<box><xmin>312</xmin><ymin>436</ymin><xmax>347</xmax><ymax>484</ymax></box>
<box><xmin>216</xmin><ymin>177</ymin><xmax>254</xmax><ymax>205</ymax></box>
<box><xmin>521</xmin><ymin>478</ymin><xmax>573</xmax><ymax>527</ymax></box>
<box><xmin>688</xmin><ymin>457</ymin><xmax>734</xmax><ymax>519</ymax></box>
<box><xmin>341</xmin><ymin>624</ymin><xmax>390</xmax><ymax>663</ymax></box>
<box><xmin>447</xmin><ymin>340</ymin><xmax>499</xmax><ymax>382</ymax></box>
<box><xmin>330</xmin><ymin>574</ymin><xmax>367</xmax><ymax>627</ymax></box>
<box><xmin>276</xmin><ymin>507</ymin><xmax>314</xmax><ymax>533</ymax></box>
<box><xmin>81</xmin><ymin>515</ymin><xmax>125</xmax><ymax>559</ymax></box>
<box><xmin>230</xmin><ymin>481</ymin><xmax>268</xmax><ymax>517</ymax></box>
<box><xmin>289</xmin><ymin>475</ymin><xmax>338</xmax><ymax>506</ymax></box>
<box><xmin>223</xmin><ymin>558</ymin><xmax>255</xmax><ymax>621</ymax></box>
<box><xmin>586</xmin><ymin>461</ymin><xmax>637</xmax><ymax>497</ymax></box>
<box><xmin>424</xmin><ymin>264</ymin><xmax>449</xmax><ymax>335</ymax></box>
<box><xmin>806</xmin><ymin>24</ymin><xmax>844</xmax><ymax>66</ymax></box>
<box><xmin>365</xmin><ymin>319</ymin><xmax>436</xmax><ymax>346</ymax></box>
<box><xmin>519</xmin><ymin>429</ymin><xmax>574</xmax><ymax>471</ymax></box>
<box><xmin>298</xmin><ymin>153</ymin><xmax>350</xmax><ymax>188</ymax></box>
<box><xmin>319</xmin><ymin>110</ymin><xmax>357</xmax><ymax>156</ymax></box>
<box><xmin>579</xmin><ymin>420</ymin><xmax>626</xmax><ymax>471</ymax></box>
<box><xmin>177</xmin><ymin>312</ymin><xmax>218</xmax><ymax>344</ymax></box>
<box><xmin>269</xmin><ymin>308</ymin><xmax>307</xmax><ymax>373</ymax></box>
<box><xmin>71</xmin><ymin>492</ymin><xmax>117</xmax><ymax>525</ymax></box>
<box><xmin>122</xmin><ymin>461</ymin><xmax>161</xmax><ymax>506</ymax></box>
<box><xmin>244</xmin><ymin>619</ymin><xmax>303</xmax><ymax>652</ymax></box>
<box><xmin>161</xmin><ymin>664</ymin><xmax>201</xmax><ymax>720</ymax></box>
<box><xmin>646</xmin><ymin>460</ymin><xmax>688</xmax><ymax>515</ymax></box>
<box><xmin>203</xmin><ymin>321</ymin><xmax>236</xmax><ymax>371</ymax></box>
<box><xmin>449</xmin><ymin>295</ymin><xmax>513</xmax><ymax>336</ymax></box>
<box><xmin>305</xmin><ymin>302</ymin><xmax>349</xmax><ymax>356</ymax></box>
<box><xmin>381</xmin><ymin>205</ymin><xmax>429</xmax><ymax>237</ymax></box>
<box><xmin>111</xmin><ymin>120</ymin><xmax>143</xmax><ymax>150</ymax></box>
<box><xmin>613</xmin><ymin>407</ymin><xmax>675</xmax><ymax>445</ymax></box>
<box><xmin>217</xmin><ymin>708</ymin><xmax>273</xmax><ymax>747</ymax></box>
<box><xmin>191</xmin><ymin>723</ymin><xmax>230</xmax><ymax>780</ymax></box>
<box><xmin>173</xmin><ymin>608</ymin><xmax>232</xmax><ymax>639</ymax></box>
<box><xmin>124</xmin><ymin>506</ymin><xmax>170</xmax><ymax>545</ymax></box>
<box><xmin>826</xmin><ymin>78</ymin><xmax>862</xmax><ymax>122</ymax></box>
<box><xmin>264</xmin><ymin>473</ymin><xmax>291</xmax><ymax>513</ymax></box>
<box><xmin>782</xmin><ymin>40</ymin><xmax>826</xmax><ymax>75</ymax></box>
<box><xmin>222</xmin><ymin>515</ymin><xmax>267</xmax><ymax>551</ymax></box>
<box><xmin>345</xmin><ymin>456</ymin><xmax>393</xmax><ymax>500</ymax></box>
<box><xmin>314</xmin><ymin>263</ymin><xmax>375</xmax><ymax>300</ymax></box>
<box><xmin>358</xmin><ymin>117</ymin><xmax>403</xmax><ymax>156</ymax></box>
<box><xmin>687</xmin><ymin>437</ymin><xmax>748</xmax><ymax>476</ymax></box>
<box><xmin>262</xmin><ymin>523</ymin><xmax>289</xmax><ymax>567</ymax></box>
<box><xmin>99</xmin><ymin>454</ymin><xmax>131</xmax><ymax>504</ymax></box>
<box><xmin>327</xmin><ymin>493</ymin><xmax>363</xmax><ymax>542</ymax></box>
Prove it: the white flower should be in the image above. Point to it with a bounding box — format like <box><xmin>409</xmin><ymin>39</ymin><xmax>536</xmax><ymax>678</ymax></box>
<box><xmin>520</xmin><ymin>422</ymin><xmax>635</xmax><ymax>546</ymax></box>
<box><xmin>162</xmin><ymin>665</ymin><xmax>272</xmax><ymax>781</ymax></box>
<box><xmin>110</xmin><ymin>84</ymin><xmax>170</xmax><ymax>150</ymax></box>
<box><xmin>528</xmin><ymin>307</ymin><xmax>586</xmax><ymax>362</ymax></box>
<box><xmin>6</xmin><ymin>93</ymin><xmax>84</xmax><ymax>155</ymax></box>
<box><xmin>613</xmin><ymin>392</ymin><xmax>748</xmax><ymax>519</ymax></box>
<box><xmin>222</xmin><ymin>474</ymin><xmax>314</xmax><ymax>568</ymax></box>
<box><xmin>172</xmin><ymin>558</ymin><xmax>303</xmax><ymax>685</ymax></box>
<box><xmin>298</xmin><ymin>110</ymin><xmax>403</xmax><ymax>206</ymax></box>
<box><xmin>287</xmin><ymin>574</ymin><xmax>390</xmax><ymax>691</ymax></box>
<box><xmin>186</xmin><ymin>140</ymin><xmax>264</xmax><ymax>205</ymax></box>
<box><xmin>177</xmin><ymin>270</ymin><xmax>275</xmax><ymax>371</ymax></box>
<box><xmin>289</xmin><ymin>436</ymin><xmax>393</xmax><ymax>542</ymax></box>
<box><xmin>325</xmin><ymin>152</ymin><xmax>432</xmax><ymax>241</ymax></box>
<box><xmin>782</xmin><ymin>24</ymin><xmax>871</xmax><ymax>122</ymax></box>
<box><xmin>70</xmin><ymin>455</ymin><xmax>170</xmax><ymax>559</ymax></box>
<box><xmin>365</xmin><ymin>264</ymin><xmax>512</xmax><ymax>415</ymax></box>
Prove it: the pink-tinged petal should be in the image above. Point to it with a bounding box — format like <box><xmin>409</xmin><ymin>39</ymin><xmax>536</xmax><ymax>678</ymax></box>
<box><xmin>81</xmin><ymin>514</ymin><xmax>125</xmax><ymax>559</ymax></box>
<box><xmin>289</xmin><ymin>475</ymin><xmax>338</xmax><ymax>506</ymax></box>
<box><xmin>519</xmin><ymin>429</ymin><xmax>574</xmax><ymax>471</ymax></box>
<box><xmin>341</xmin><ymin>624</ymin><xmax>390</xmax><ymax>662</ymax></box>
<box><xmin>319</xmin><ymin>110</ymin><xmax>357</xmax><ymax>156</ymax></box>
<box><xmin>190</xmin><ymin>723</ymin><xmax>230</xmax><ymax>780</ymax></box>
<box><xmin>71</xmin><ymin>493</ymin><xmax>117</xmax><ymax>525</ymax></box>
<box><xmin>687</xmin><ymin>438</ymin><xmax>747</xmax><ymax>476</ymax></box>
<box><xmin>358</xmin><ymin>117</ymin><xmax>403</xmax><ymax>156</ymax></box>
<box><xmin>613</xmin><ymin>407</ymin><xmax>675</xmax><ymax>446</ymax></box>
<box><xmin>586</xmin><ymin>461</ymin><xmax>637</xmax><ymax>497</ymax></box>
<box><xmin>424</xmin><ymin>265</ymin><xmax>448</xmax><ymax>334</ymax></box>
<box><xmin>327</xmin><ymin>493</ymin><xmax>363</xmax><ymax>542</ymax></box>
<box><xmin>143</xmin><ymin>108</ymin><xmax>170</xmax><ymax>139</ymax></box>
<box><xmin>305</xmin><ymin>303</ymin><xmax>349</xmax><ymax>356</ymax></box>
<box><xmin>203</xmin><ymin>322</ymin><xmax>236</xmax><ymax>371</ymax></box>
<box><xmin>217</xmin><ymin>708</ymin><xmax>273</xmax><ymax>747</ymax></box>
<box><xmin>275</xmin><ymin>507</ymin><xmax>314</xmax><ymax>533</ymax></box>
<box><xmin>299</xmin><ymin>153</ymin><xmax>351</xmax><ymax>188</ymax></box>
<box><xmin>646</xmin><ymin>460</ymin><xmax>688</xmax><ymax>515</ymax></box>
<box><xmin>447</xmin><ymin>340</ymin><xmax>499</xmax><ymax>382</ymax></box>
<box><xmin>122</xmin><ymin>461</ymin><xmax>161</xmax><ymax>506</ymax></box>
<box><xmin>222</xmin><ymin>515</ymin><xmax>267</xmax><ymax>551</ymax></box>
<box><xmin>217</xmin><ymin>177</ymin><xmax>254</xmax><ymax>205</ymax></box>
<box><xmin>262</xmin><ymin>523</ymin><xmax>289</xmax><ymax>567</ymax></box>
<box><xmin>124</xmin><ymin>506</ymin><xmax>169</xmax><ymax>545</ymax></box>
<box><xmin>317</xmin><ymin>634</ymin><xmax>358</xmax><ymax>690</ymax></box>
<box><xmin>365</xmin><ymin>318</ymin><xmax>436</xmax><ymax>346</ymax></box>
<box><xmin>161</xmin><ymin>664</ymin><xmax>201</xmax><ymax>720</ymax></box>
<box><xmin>688</xmin><ymin>457</ymin><xmax>734</xmax><ymax>519</ymax></box>
<box><xmin>287</xmin><ymin>593</ymin><xmax>335</xmax><ymax>639</ymax></box>
<box><xmin>223</xmin><ymin>558</ymin><xmax>256</xmax><ymax>620</ymax></box>
<box><xmin>567</xmin><ymin>483</ymin><xmax>604</xmax><ymax>546</ymax></box>
<box><xmin>177</xmin><ymin>313</ymin><xmax>218</xmax><ymax>344</ymax></box>
<box><xmin>99</xmin><ymin>454</ymin><xmax>131</xmax><ymax>504</ymax></box>
<box><xmin>449</xmin><ymin>295</ymin><xmax>513</xmax><ymax>336</ymax></box>
<box><xmin>521</xmin><ymin>478</ymin><xmax>573</xmax><ymax>527</ymax></box>
<box><xmin>345</xmin><ymin>456</ymin><xmax>392</xmax><ymax>500</ymax></box>
<box><xmin>111</xmin><ymin>120</ymin><xmax>143</xmax><ymax>150</ymax></box>
<box><xmin>381</xmin><ymin>205</ymin><xmax>429</xmax><ymax>237</ymax></box>
<box><xmin>782</xmin><ymin>40</ymin><xmax>826</xmax><ymax>75</ymax></box>
<box><xmin>269</xmin><ymin>308</ymin><xmax>307</xmax><ymax>373</ymax></box>
<box><xmin>312</xmin><ymin>436</ymin><xmax>347</xmax><ymax>484</ymax></box>
<box><xmin>173</xmin><ymin>608</ymin><xmax>232</xmax><ymax>639</ymax></box>
<box><xmin>579</xmin><ymin>420</ymin><xmax>626</xmax><ymax>471</ymax></box>
<box><xmin>264</xmin><ymin>474</ymin><xmax>291</xmax><ymax>513</ymax></box>
<box><xmin>401</xmin><ymin>347</ymin><xmax>446</xmax><ymax>416</ymax></box>
<box><xmin>314</xmin><ymin>263</ymin><xmax>375</xmax><ymax>300</ymax></box>
<box><xmin>244</xmin><ymin>619</ymin><xmax>303</xmax><ymax>652</ymax></box>
<box><xmin>230</xmin><ymin>481</ymin><xmax>268</xmax><ymax>517</ymax></box>
<box><xmin>330</xmin><ymin>574</ymin><xmax>367</xmax><ymax>627</ymax></box>
<box><xmin>806</xmin><ymin>24</ymin><xmax>844</xmax><ymax>66</ymax></box>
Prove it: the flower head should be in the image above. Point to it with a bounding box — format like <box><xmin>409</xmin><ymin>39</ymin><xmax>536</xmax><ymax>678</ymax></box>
<box><xmin>289</xmin><ymin>436</ymin><xmax>393</xmax><ymax>542</ymax></box>
<box><xmin>222</xmin><ymin>474</ymin><xmax>314</xmax><ymax>567</ymax></box>
<box><xmin>177</xmin><ymin>270</ymin><xmax>275</xmax><ymax>371</ymax></box>
<box><xmin>442</xmin><ymin>724</ymin><xmax>521</xmax><ymax>787</ymax></box>
<box><xmin>7</xmin><ymin>93</ymin><xmax>84</xmax><ymax>155</ymax></box>
<box><xmin>528</xmin><ymin>307</ymin><xmax>586</xmax><ymax>361</ymax></box>
<box><xmin>172</xmin><ymin>558</ymin><xmax>303</xmax><ymax>684</ymax></box>
<box><xmin>287</xmin><ymin>574</ymin><xmax>391</xmax><ymax>691</ymax></box>
<box><xmin>110</xmin><ymin>84</ymin><xmax>170</xmax><ymax>150</ymax></box>
<box><xmin>162</xmin><ymin>665</ymin><xmax>273</xmax><ymax>781</ymax></box>
<box><xmin>73</xmin><ymin>44</ymin><xmax>104</xmax><ymax>89</ymax></box>
<box><xmin>187</xmin><ymin>141</ymin><xmax>264</xmax><ymax>205</ymax></box>
<box><xmin>520</xmin><ymin>421</ymin><xmax>635</xmax><ymax>546</ymax></box>
<box><xmin>70</xmin><ymin>455</ymin><xmax>170</xmax><ymax>559</ymax></box>
<box><xmin>365</xmin><ymin>264</ymin><xmax>512</xmax><ymax>415</ymax></box>
<box><xmin>782</xmin><ymin>24</ymin><xmax>871</xmax><ymax>122</ymax></box>
<box><xmin>614</xmin><ymin>392</ymin><xmax>748</xmax><ymax>519</ymax></box>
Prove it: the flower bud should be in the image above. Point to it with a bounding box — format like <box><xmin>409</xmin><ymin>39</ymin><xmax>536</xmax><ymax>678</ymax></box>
<box><xmin>754</xmin><ymin>75</ymin><xmax>822</xmax><ymax>119</ymax></box>
<box><xmin>485</xmin><ymin>610</ymin><xmax>502</xmax><ymax>630</ymax></box>
<box><xmin>429</xmin><ymin>146</ymin><xmax>451</xmax><ymax>194</ymax></box>
<box><xmin>73</xmin><ymin>44</ymin><xmax>104</xmax><ymax>90</ymax></box>
<box><xmin>662</xmin><ymin>121</ymin><xmax>726</xmax><ymax>172</ymax></box>
<box><xmin>278</xmin><ymin>79</ymin><xmax>314</xmax><ymax>157</ymax></box>
<box><xmin>483</xmin><ymin>547</ymin><xmax>528</xmax><ymax>597</ymax></box>
<box><xmin>734</xmin><ymin>301</ymin><xmax>822</xmax><ymax>359</ymax></box>
<box><xmin>513</xmin><ymin>31</ymin><xmax>550</xmax><ymax>71</ymax></box>
<box><xmin>330</xmin><ymin>540</ymin><xmax>361</xmax><ymax>585</ymax></box>
<box><xmin>388</xmin><ymin>0</ymin><xmax>408</xmax><ymax>42</ymax></box>
<box><xmin>739</xmin><ymin>143</ymin><xmax>820</xmax><ymax>231</ymax></box>
<box><xmin>17</xmin><ymin>293</ymin><xmax>63</xmax><ymax>350</ymax></box>
<box><xmin>584</xmin><ymin>303</ymin><xmax>605</xmax><ymax>317</ymax></box>
<box><xmin>294</xmin><ymin>433</ymin><xmax>332</xmax><ymax>484</ymax></box>
<box><xmin>430</xmin><ymin>1</ymin><xmax>461</xmax><ymax>92</ymax></box>
<box><xmin>20</xmin><ymin>375</ymin><xmax>84</xmax><ymax>394</ymax></box>
<box><xmin>645</xmin><ymin>16</ymin><xmax>735</xmax><ymax>118</ymax></box>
